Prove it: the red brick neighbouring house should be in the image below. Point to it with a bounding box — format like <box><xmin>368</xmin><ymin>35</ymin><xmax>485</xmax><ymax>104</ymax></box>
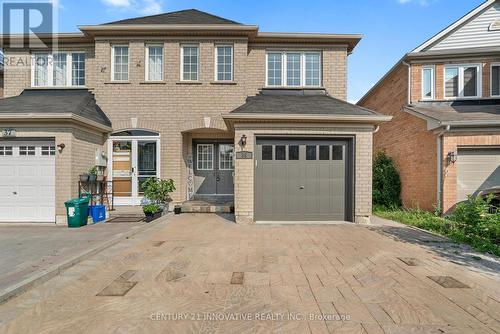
<box><xmin>359</xmin><ymin>0</ymin><xmax>500</xmax><ymax>213</ymax></box>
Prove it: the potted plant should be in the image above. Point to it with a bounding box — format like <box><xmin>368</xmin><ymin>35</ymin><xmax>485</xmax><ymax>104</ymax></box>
<box><xmin>80</xmin><ymin>173</ymin><xmax>89</xmax><ymax>183</ymax></box>
<box><xmin>141</xmin><ymin>177</ymin><xmax>176</xmax><ymax>213</ymax></box>
<box><xmin>174</xmin><ymin>205</ymin><xmax>182</xmax><ymax>215</ymax></box>
<box><xmin>143</xmin><ymin>203</ymin><xmax>161</xmax><ymax>222</ymax></box>
<box><xmin>88</xmin><ymin>166</ymin><xmax>98</xmax><ymax>182</ymax></box>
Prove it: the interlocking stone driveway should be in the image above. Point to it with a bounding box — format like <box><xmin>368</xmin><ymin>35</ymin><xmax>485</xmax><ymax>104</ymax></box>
<box><xmin>0</xmin><ymin>214</ymin><xmax>499</xmax><ymax>334</ymax></box>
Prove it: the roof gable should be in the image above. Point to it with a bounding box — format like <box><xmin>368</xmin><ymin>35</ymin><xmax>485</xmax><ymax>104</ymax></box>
<box><xmin>413</xmin><ymin>0</ymin><xmax>500</xmax><ymax>52</ymax></box>
<box><xmin>103</xmin><ymin>9</ymin><xmax>241</xmax><ymax>25</ymax></box>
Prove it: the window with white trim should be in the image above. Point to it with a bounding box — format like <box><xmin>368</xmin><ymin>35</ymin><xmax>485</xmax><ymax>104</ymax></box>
<box><xmin>219</xmin><ymin>144</ymin><xmax>234</xmax><ymax>170</ymax></box>
<box><xmin>266</xmin><ymin>51</ymin><xmax>322</xmax><ymax>87</ymax></box>
<box><xmin>41</xmin><ymin>146</ymin><xmax>56</xmax><ymax>156</ymax></box>
<box><xmin>197</xmin><ymin>144</ymin><xmax>213</xmax><ymax>170</ymax></box>
<box><xmin>422</xmin><ymin>66</ymin><xmax>434</xmax><ymax>100</ymax></box>
<box><xmin>0</xmin><ymin>146</ymin><xmax>13</xmax><ymax>156</ymax></box>
<box><xmin>146</xmin><ymin>44</ymin><xmax>164</xmax><ymax>81</ymax></box>
<box><xmin>32</xmin><ymin>52</ymin><xmax>85</xmax><ymax>87</ymax></box>
<box><xmin>19</xmin><ymin>146</ymin><xmax>36</xmax><ymax>156</ymax></box>
<box><xmin>181</xmin><ymin>45</ymin><xmax>199</xmax><ymax>81</ymax></box>
<box><xmin>491</xmin><ymin>64</ymin><xmax>500</xmax><ymax>97</ymax></box>
<box><xmin>444</xmin><ymin>64</ymin><xmax>481</xmax><ymax>99</ymax></box>
<box><xmin>112</xmin><ymin>45</ymin><xmax>129</xmax><ymax>81</ymax></box>
<box><xmin>215</xmin><ymin>45</ymin><xmax>233</xmax><ymax>81</ymax></box>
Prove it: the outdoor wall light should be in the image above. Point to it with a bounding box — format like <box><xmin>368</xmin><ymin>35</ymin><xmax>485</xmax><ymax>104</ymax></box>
<box><xmin>447</xmin><ymin>151</ymin><xmax>457</xmax><ymax>164</ymax></box>
<box><xmin>57</xmin><ymin>143</ymin><xmax>65</xmax><ymax>153</ymax></box>
<box><xmin>239</xmin><ymin>134</ymin><xmax>247</xmax><ymax>147</ymax></box>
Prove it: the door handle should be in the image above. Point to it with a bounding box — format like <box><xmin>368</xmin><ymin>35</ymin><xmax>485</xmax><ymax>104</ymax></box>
<box><xmin>13</xmin><ymin>191</ymin><xmax>17</xmax><ymax>195</ymax></box>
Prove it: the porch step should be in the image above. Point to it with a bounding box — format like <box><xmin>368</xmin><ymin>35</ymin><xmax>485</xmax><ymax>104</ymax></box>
<box><xmin>181</xmin><ymin>201</ymin><xmax>234</xmax><ymax>214</ymax></box>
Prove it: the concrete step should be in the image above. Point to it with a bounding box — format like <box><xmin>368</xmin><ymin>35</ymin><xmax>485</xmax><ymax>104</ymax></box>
<box><xmin>181</xmin><ymin>201</ymin><xmax>234</xmax><ymax>214</ymax></box>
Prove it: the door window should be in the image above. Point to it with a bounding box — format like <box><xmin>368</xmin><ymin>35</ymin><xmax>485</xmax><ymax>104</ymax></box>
<box><xmin>0</xmin><ymin>146</ymin><xmax>13</xmax><ymax>156</ymax></box>
<box><xmin>112</xmin><ymin>141</ymin><xmax>132</xmax><ymax>197</ymax></box>
<box><xmin>219</xmin><ymin>144</ymin><xmax>234</xmax><ymax>170</ymax></box>
<box><xmin>197</xmin><ymin>144</ymin><xmax>214</xmax><ymax>170</ymax></box>
<box><xmin>19</xmin><ymin>146</ymin><xmax>36</xmax><ymax>156</ymax></box>
<box><xmin>138</xmin><ymin>141</ymin><xmax>157</xmax><ymax>194</ymax></box>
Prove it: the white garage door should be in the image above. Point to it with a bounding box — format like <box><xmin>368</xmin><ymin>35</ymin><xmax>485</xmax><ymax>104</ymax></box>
<box><xmin>0</xmin><ymin>141</ymin><xmax>56</xmax><ymax>222</ymax></box>
<box><xmin>457</xmin><ymin>148</ymin><xmax>500</xmax><ymax>202</ymax></box>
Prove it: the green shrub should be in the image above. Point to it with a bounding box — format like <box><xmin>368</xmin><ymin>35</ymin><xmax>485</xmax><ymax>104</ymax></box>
<box><xmin>373</xmin><ymin>152</ymin><xmax>401</xmax><ymax>208</ymax></box>
<box><xmin>141</xmin><ymin>177</ymin><xmax>176</xmax><ymax>204</ymax></box>
<box><xmin>143</xmin><ymin>203</ymin><xmax>160</xmax><ymax>214</ymax></box>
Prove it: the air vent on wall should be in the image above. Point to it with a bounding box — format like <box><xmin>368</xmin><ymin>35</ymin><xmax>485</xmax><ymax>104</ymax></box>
<box><xmin>489</xmin><ymin>20</ymin><xmax>500</xmax><ymax>31</ymax></box>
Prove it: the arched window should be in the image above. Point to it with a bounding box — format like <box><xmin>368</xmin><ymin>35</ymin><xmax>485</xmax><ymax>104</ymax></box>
<box><xmin>111</xmin><ymin>130</ymin><xmax>159</xmax><ymax>137</ymax></box>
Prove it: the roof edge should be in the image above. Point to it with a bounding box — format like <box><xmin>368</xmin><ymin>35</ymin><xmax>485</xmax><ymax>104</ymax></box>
<box><xmin>0</xmin><ymin>113</ymin><xmax>112</xmax><ymax>132</ymax></box>
<box><xmin>223</xmin><ymin>113</ymin><xmax>392</xmax><ymax>123</ymax></box>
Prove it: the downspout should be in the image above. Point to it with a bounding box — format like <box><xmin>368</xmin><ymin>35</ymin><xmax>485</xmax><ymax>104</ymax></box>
<box><xmin>402</xmin><ymin>60</ymin><xmax>411</xmax><ymax>105</ymax></box>
<box><xmin>436</xmin><ymin>125</ymin><xmax>451</xmax><ymax>214</ymax></box>
<box><xmin>372</xmin><ymin>125</ymin><xmax>380</xmax><ymax>134</ymax></box>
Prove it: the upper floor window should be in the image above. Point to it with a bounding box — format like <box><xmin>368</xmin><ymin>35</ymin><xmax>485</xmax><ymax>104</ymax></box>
<box><xmin>215</xmin><ymin>45</ymin><xmax>233</xmax><ymax>81</ymax></box>
<box><xmin>32</xmin><ymin>52</ymin><xmax>85</xmax><ymax>87</ymax></box>
<box><xmin>491</xmin><ymin>63</ymin><xmax>500</xmax><ymax>97</ymax></box>
<box><xmin>181</xmin><ymin>45</ymin><xmax>199</xmax><ymax>81</ymax></box>
<box><xmin>422</xmin><ymin>66</ymin><xmax>434</xmax><ymax>100</ymax></box>
<box><xmin>146</xmin><ymin>44</ymin><xmax>164</xmax><ymax>81</ymax></box>
<box><xmin>112</xmin><ymin>45</ymin><xmax>129</xmax><ymax>81</ymax></box>
<box><xmin>266</xmin><ymin>51</ymin><xmax>322</xmax><ymax>87</ymax></box>
<box><xmin>444</xmin><ymin>64</ymin><xmax>480</xmax><ymax>99</ymax></box>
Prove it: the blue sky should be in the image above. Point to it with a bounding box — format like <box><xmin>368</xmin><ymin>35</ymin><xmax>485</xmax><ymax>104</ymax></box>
<box><xmin>11</xmin><ymin>0</ymin><xmax>486</xmax><ymax>101</ymax></box>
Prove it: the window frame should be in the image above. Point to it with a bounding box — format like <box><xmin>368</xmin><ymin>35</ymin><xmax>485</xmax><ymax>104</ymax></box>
<box><xmin>31</xmin><ymin>51</ymin><xmax>86</xmax><ymax>87</ymax></box>
<box><xmin>111</xmin><ymin>45</ymin><xmax>130</xmax><ymax>82</ymax></box>
<box><xmin>214</xmin><ymin>44</ymin><xmax>234</xmax><ymax>82</ymax></box>
<box><xmin>421</xmin><ymin>65</ymin><xmax>435</xmax><ymax>100</ymax></box>
<box><xmin>196</xmin><ymin>144</ymin><xmax>214</xmax><ymax>171</ymax></box>
<box><xmin>180</xmin><ymin>44</ymin><xmax>200</xmax><ymax>82</ymax></box>
<box><xmin>144</xmin><ymin>43</ymin><xmax>164</xmax><ymax>82</ymax></box>
<box><xmin>218</xmin><ymin>144</ymin><xmax>235</xmax><ymax>170</ymax></box>
<box><xmin>265</xmin><ymin>51</ymin><xmax>322</xmax><ymax>88</ymax></box>
<box><xmin>491</xmin><ymin>62</ymin><xmax>500</xmax><ymax>97</ymax></box>
<box><xmin>443</xmin><ymin>63</ymin><xmax>482</xmax><ymax>99</ymax></box>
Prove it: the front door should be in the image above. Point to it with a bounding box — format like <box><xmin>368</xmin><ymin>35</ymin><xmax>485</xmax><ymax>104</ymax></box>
<box><xmin>109</xmin><ymin>134</ymin><xmax>160</xmax><ymax>205</ymax></box>
<box><xmin>193</xmin><ymin>141</ymin><xmax>234</xmax><ymax>196</ymax></box>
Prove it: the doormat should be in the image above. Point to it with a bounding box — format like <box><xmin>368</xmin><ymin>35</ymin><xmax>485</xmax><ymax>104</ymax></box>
<box><xmin>107</xmin><ymin>217</ymin><xmax>145</xmax><ymax>223</ymax></box>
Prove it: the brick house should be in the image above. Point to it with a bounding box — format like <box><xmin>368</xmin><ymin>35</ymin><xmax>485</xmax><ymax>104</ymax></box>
<box><xmin>0</xmin><ymin>9</ymin><xmax>390</xmax><ymax>224</ymax></box>
<box><xmin>358</xmin><ymin>0</ymin><xmax>500</xmax><ymax>213</ymax></box>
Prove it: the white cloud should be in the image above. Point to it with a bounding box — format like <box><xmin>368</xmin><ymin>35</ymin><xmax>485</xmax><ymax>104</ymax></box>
<box><xmin>101</xmin><ymin>0</ymin><xmax>162</xmax><ymax>14</ymax></box>
<box><xmin>397</xmin><ymin>0</ymin><xmax>431</xmax><ymax>5</ymax></box>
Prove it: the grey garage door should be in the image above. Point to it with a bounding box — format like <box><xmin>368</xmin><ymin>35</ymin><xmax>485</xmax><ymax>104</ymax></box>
<box><xmin>255</xmin><ymin>138</ymin><xmax>352</xmax><ymax>222</ymax></box>
<box><xmin>457</xmin><ymin>148</ymin><xmax>500</xmax><ymax>202</ymax></box>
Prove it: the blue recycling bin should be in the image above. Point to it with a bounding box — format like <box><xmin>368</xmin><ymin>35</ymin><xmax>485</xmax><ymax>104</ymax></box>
<box><xmin>89</xmin><ymin>205</ymin><xmax>106</xmax><ymax>223</ymax></box>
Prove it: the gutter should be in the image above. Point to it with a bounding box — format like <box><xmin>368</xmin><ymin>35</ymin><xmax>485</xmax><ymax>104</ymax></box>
<box><xmin>0</xmin><ymin>113</ymin><xmax>113</xmax><ymax>132</ymax></box>
<box><xmin>222</xmin><ymin>113</ymin><xmax>393</xmax><ymax>122</ymax></box>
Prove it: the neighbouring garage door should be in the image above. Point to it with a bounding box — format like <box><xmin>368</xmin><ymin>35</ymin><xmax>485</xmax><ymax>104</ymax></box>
<box><xmin>0</xmin><ymin>141</ymin><xmax>56</xmax><ymax>222</ymax></box>
<box><xmin>457</xmin><ymin>147</ymin><xmax>500</xmax><ymax>202</ymax></box>
<box><xmin>255</xmin><ymin>138</ymin><xmax>352</xmax><ymax>222</ymax></box>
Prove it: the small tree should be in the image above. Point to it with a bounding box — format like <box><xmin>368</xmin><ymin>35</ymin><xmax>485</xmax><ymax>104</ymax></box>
<box><xmin>141</xmin><ymin>177</ymin><xmax>176</xmax><ymax>205</ymax></box>
<box><xmin>373</xmin><ymin>152</ymin><xmax>401</xmax><ymax>208</ymax></box>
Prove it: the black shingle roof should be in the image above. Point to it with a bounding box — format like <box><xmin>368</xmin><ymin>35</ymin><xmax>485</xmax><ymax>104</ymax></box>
<box><xmin>231</xmin><ymin>89</ymin><xmax>380</xmax><ymax>116</ymax></box>
<box><xmin>104</xmin><ymin>9</ymin><xmax>241</xmax><ymax>25</ymax></box>
<box><xmin>406</xmin><ymin>99</ymin><xmax>500</xmax><ymax>123</ymax></box>
<box><xmin>0</xmin><ymin>89</ymin><xmax>112</xmax><ymax>127</ymax></box>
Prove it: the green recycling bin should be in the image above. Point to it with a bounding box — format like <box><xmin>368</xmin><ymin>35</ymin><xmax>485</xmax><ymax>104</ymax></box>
<box><xmin>64</xmin><ymin>196</ymin><xmax>90</xmax><ymax>228</ymax></box>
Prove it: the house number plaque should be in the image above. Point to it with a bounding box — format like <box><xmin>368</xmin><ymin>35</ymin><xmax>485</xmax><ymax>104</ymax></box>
<box><xmin>236</xmin><ymin>151</ymin><xmax>253</xmax><ymax>159</ymax></box>
<box><xmin>1</xmin><ymin>128</ymin><xmax>16</xmax><ymax>138</ymax></box>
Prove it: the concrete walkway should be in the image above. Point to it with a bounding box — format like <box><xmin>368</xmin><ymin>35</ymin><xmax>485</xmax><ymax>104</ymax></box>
<box><xmin>0</xmin><ymin>220</ymin><xmax>153</xmax><ymax>303</ymax></box>
<box><xmin>0</xmin><ymin>214</ymin><xmax>499</xmax><ymax>333</ymax></box>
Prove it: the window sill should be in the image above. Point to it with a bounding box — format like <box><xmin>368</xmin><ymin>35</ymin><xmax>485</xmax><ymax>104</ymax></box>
<box><xmin>176</xmin><ymin>81</ymin><xmax>203</xmax><ymax>85</ymax></box>
<box><xmin>139</xmin><ymin>81</ymin><xmax>166</xmax><ymax>85</ymax></box>
<box><xmin>104</xmin><ymin>81</ymin><xmax>131</xmax><ymax>85</ymax></box>
<box><xmin>210</xmin><ymin>81</ymin><xmax>237</xmax><ymax>85</ymax></box>
<box><xmin>28</xmin><ymin>86</ymin><xmax>88</xmax><ymax>90</ymax></box>
<box><xmin>263</xmin><ymin>86</ymin><xmax>324</xmax><ymax>90</ymax></box>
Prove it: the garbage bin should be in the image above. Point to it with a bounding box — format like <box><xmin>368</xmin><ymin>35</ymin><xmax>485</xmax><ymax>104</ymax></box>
<box><xmin>89</xmin><ymin>205</ymin><xmax>106</xmax><ymax>223</ymax></box>
<box><xmin>64</xmin><ymin>197</ymin><xmax>90</xmax><ymax>228</ymax></box>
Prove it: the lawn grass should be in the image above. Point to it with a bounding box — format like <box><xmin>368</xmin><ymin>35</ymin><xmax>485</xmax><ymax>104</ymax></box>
<box><xmin>374</xmin><ymin>206</ymin><xmax>500</xmax><ymax>257</ymax></box>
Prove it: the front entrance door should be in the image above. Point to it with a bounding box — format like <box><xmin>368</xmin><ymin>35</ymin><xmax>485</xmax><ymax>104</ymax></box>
<box><xmin>193</xmin><ymin>141</ymin><xmax>234</xmax><ymax>196</ymax></box>
<box><xmin>109</xmin><ymin>131</ymin><xmax>160</xmax><ymax>206</ymax></box>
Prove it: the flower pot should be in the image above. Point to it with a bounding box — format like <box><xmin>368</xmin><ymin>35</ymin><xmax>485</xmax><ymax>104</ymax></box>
<box><xmin>145</xmin><ymin>210</ymin><xmax>162</xmax><ymax>222</ymax></box>
<box><xmin>80</xmin><ymin>174</ymin><xmax>89</xmax><ymax>183</ymax></box>
<box><xmin>174</xmin><ymin>206</ymin><xmax>182</xmax><ymax>214</ymax></box>
<box><xmin>89</xmin><ymin>174</ymin><xmax>97</xmax><ymax>182</ymax></box>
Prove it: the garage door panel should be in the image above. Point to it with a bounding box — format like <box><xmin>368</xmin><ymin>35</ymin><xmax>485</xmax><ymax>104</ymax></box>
<box><xmin>255</xmin><ymin>139</ymin><xmax>350</xmax><ymax>222</ymax></box>
<box><xmin>0</xmin><ymin>141</ymin><xmax>55</xmax><ymax>223</ymax></box>
<box><xmin>457</xmin><ymin>148</ymin><xmax>500</xmax><ymax>202</ymax></box>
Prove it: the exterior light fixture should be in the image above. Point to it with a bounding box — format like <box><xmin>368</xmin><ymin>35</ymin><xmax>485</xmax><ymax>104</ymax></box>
<box><xmin>57</xmin><ymin>143</ymin><xmax>65</xmax><ymax>153</ymax></box>
<box><xmin>240</xmin><ymin>134</ymin><xmax>247</xmax><ymax>147</ymax></box>
<box><xmin>447</xmin><ymin>151</ymin><xmax>457</xmax><ymax>164</ymax></box>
